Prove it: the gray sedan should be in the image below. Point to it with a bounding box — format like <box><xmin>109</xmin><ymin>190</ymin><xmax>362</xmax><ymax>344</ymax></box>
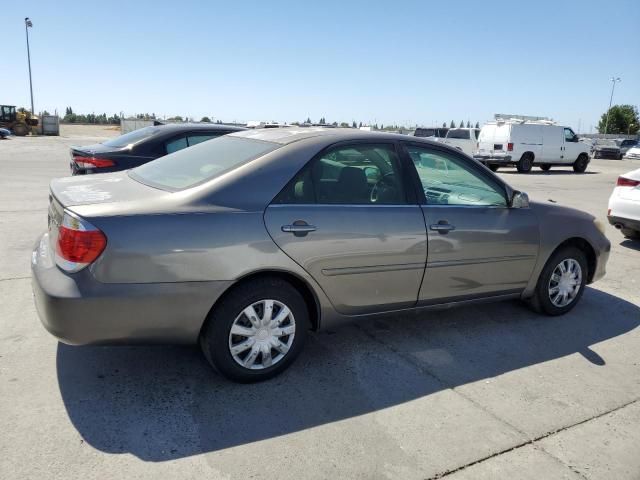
<box><xmin>32</xmin><ymin>128</ymin><xmax>610</xmax><ymax>382</ymax></box>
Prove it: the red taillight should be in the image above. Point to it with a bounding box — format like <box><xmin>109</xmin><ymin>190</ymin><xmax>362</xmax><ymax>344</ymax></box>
<box><xmin>55</xmin><ymin>213</ymin><xmax>107</xmax><ymax>272</ymax></box>
<box><xmin>507</xmin><ymin>143</ymin><xmax>514</xmax><ymax>152</ymax></box>
<box><xmin>617</xmin><ymin>176</ymin><xmax>640</xmax><ymax>187</ymax></box>
<box><xmin>73</xmin><ymin>155</ymin><xmax>115</xmax><ymax>168</ymax></box>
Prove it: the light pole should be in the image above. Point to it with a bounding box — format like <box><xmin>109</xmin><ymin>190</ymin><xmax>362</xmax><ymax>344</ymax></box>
<box><xmin>25</xmin><ymin>17</ymin><xmax>34</xmax><ymax>115</ymax></box>
<box><xmin>604</xmin><ymin>76</ymin><xmax>621</xmax><ymax>135</ymax></box>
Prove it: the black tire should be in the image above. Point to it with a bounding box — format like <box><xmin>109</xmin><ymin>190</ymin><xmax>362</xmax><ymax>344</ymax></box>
<box><xmin>516</xmin><ymin>153</ymin><xmax>533</xmax><ymax>173</ymax></box>
<box><xmin>488</xmin><ymin>164</ymin><xmax>500</xmax><ymax>172</ymax></box>
<box><xmin>573</xmin><ymin>154</ymin><xmax>588</xmax><ymax>173</ymax></box>
<box><xmin>621</xmin><ymin>228</ymin><xmax>640</xmax><ymax>240</ymax></box>
<box><xmin>540</xmin><ymin>164</ymin><xmax>551</xmax><ymax>171</ymax></box>
<box><xmin>12</xmin><ymin>123</ymin><xmax>27</xmax><ymax>136</ymax></box>
<box><xmin>200</xmin><ymin>277</ymin><xmax>309</xmax><ymax>383</ymax></box>
<box><xmin>528</xmin><ymin>246</ymin><xmax>588</xmax><ymax>316</ymax></box>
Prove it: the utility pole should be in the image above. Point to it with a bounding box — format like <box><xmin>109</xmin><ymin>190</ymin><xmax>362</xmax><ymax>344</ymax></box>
<box><xmin>604</xmin><ymin>77</ymin><xmax>621</xmax><ymax>135</ymax></box>
<box><xmin>25</xmin><ymin>18</ymin><xmax>34</xmax><ymax>115</ymax></box>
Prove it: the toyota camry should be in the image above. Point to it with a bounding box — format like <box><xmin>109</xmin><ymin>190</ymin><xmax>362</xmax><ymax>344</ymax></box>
<box><xmin>32</xmin><ymin>128</ymin><xmax>610</xmax><ymax>382</ymax></box>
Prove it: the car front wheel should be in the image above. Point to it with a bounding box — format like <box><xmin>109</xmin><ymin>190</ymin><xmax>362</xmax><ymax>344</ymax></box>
<box><xmin>200</xmin><ymin>277</ymin><xmax>309</xmax><ymax>382</ymax></box>
<box><xmin>529</xmin><ymin>247</ymin><xmax>587</xmax><ymax>316</ymax></box>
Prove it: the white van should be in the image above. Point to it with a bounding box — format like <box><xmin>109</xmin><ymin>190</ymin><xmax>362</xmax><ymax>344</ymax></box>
<box><xmin>474</xmin><ymin>120</ymin><xmax>591</xmax><ymax>173</ymax></box>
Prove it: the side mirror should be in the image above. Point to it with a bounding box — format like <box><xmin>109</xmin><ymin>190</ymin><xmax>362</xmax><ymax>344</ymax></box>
<box><xmin>511</xmin><ymin>191</ymin><xmax>530</xmax><ymax>209</ymax></box>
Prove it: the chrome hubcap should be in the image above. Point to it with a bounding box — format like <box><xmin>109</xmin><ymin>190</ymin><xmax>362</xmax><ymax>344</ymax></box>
<box><xmin>548</xmin><ymin>258</ymin><xmax>582</xmax><ymax>307</ymax></box>
<box><xmin>228</xmin><ymin>299</ymin><xmax>296</xmax><ymax>370</ymax></box>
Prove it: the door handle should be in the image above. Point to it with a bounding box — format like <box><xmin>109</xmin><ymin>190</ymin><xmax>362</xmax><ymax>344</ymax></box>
<box><xmin>282</xmin><ymin>222</ymin><xmax>317</xmax><ymax>237</ymax></box>
<box><xmin>429</xmin><ymin>222</ymin><xmax>455</xmax><ymax>234</ymax></box>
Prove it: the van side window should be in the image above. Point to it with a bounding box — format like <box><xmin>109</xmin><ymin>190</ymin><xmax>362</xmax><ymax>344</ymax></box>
<box><xmin>564</xmin><ymin>128</ymin><xmax>577</xmax><ymax>143</ymax></box>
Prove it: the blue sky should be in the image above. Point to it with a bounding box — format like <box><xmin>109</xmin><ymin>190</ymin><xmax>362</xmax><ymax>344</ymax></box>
<box><xmin>2</xmin><ymin>0</ymin><xmax>639</xmax><ymax>131</ymax></box>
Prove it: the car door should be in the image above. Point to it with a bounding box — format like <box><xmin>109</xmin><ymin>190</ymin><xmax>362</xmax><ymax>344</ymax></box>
<box><xmin>542</xmin><ymin>126</ymin><xmax>564</xmax><ymax>163</ymax></box>
<box><xmin>264</xmin><ymin>141</ymin><xmax>427</xmax><ymax>315</ymax></box>
<box><xmin>562</xmin><ymin>127</ymin><xmax>582</xmax><ymax>163</ymax></box>
<box><xmin>401</xmin><ymin>142</ymin><xmax>539</xmax><ymax>304</ymax></box>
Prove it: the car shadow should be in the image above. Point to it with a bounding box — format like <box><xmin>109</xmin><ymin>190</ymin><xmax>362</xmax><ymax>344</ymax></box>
<box><xmin>56</xmin><ymin>287</ymin><xmax>639</xmax><ymax>462</ymax></box>
<box><xmin>620</xmin><ymin>239</ymin><xmax>640</xmax><ymax>251</ymax></box>
<box><xmin>499</xmin><ymin>170</ymin><xmax>599</xmax><ymax>175</ymax></box>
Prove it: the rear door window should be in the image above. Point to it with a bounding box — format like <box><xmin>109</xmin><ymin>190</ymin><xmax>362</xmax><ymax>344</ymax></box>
<box><xmin>165</xmin><ymin>136</ymin><xmax>188</xmax><ymax>154</ymax></box>
<box><xmin>274</xmin><ymin>143</ymin><xmax>407</xmax><ymax>205</ymax></box>
<box><xmin>187</xmin><ymin>133</ymin><xmax>222</xmax><ymax>146</ymax></box>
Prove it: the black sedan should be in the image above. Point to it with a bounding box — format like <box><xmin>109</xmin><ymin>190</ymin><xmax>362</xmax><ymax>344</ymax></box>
<box><xmin>592</xmin><ymin>140</ymin><xmax>622</xmax><ymax>160</ymax></box>
<box><xmin>70</xmin><ymin>123</ymin><xmax>247</xmax><ymax>175</ymax></box>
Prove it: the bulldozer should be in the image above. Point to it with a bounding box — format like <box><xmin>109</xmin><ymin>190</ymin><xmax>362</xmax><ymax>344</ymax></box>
<box><xmin>0</xmin><ymin>105</ymin><xmax>39</xmax><ymax>136</ymax></box>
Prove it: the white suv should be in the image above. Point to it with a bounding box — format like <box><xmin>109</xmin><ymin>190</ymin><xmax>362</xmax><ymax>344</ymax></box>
<box><xmin>474</xmin><ymin>119</ymin><xmax>591</xmax><ymax>173</ymax></box>
<box><xmin>442</xmin><ymin>128</ymin><xmax>480</xmax><ymax>156</ymax></box>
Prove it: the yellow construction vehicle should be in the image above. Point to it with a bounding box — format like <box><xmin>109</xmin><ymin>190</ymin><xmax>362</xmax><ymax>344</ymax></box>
<box><xmin>0</xmin><ymin>105</ymin><xmax>39</xmax><ymax>136</ymax></box>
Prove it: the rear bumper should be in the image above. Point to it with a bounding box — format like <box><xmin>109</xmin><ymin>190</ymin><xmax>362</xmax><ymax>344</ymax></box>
<box><xmin>608</xmin><ymin>215</ymin><xmax>640</xmax><ymax>232</ymax></box>
<box><xmin>31</xmin><ymin>233</ymin><xmax>232</xmax><ymax>345</ymax></box>
<box><xmin>473</xmin><ymin>154</ymin><xmax>513</xmax><ymax>164</ymax></box>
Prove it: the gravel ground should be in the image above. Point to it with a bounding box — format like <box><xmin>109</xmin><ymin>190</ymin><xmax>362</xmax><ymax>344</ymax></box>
<box><xmin>1</xmin><ymin>127</ymin><xmax>638</xmax><ymax>480</ymax></box>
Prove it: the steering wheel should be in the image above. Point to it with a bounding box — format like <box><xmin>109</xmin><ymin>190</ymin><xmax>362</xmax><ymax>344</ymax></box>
<box><xmin>370</xmin><ymin>172</ymin><xmax>396</xmax><ymax>203</ymax></box>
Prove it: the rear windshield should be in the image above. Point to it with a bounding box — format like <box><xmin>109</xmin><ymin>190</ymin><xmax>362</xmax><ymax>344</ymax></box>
<box><xmin>103</xmin><ymin>127</ymin><xmax>159</xmax><ymax>148</ymax></box>
<box><xmin>446</xmin><ymin>129</ymin><xmax>471</xmax><ymax>140</ymax></box>
<box><xmin>130</xmin><ymin>136</ymin><xmax>278</xmax><ymax>190</ymax></box>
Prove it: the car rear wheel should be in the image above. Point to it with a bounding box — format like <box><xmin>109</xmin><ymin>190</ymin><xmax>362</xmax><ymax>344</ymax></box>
<box><xmin>621</xmin><ymin>227</ymin><xmax>640</xmax><ymax>240</ymax></box>
<box><xmin>540</xmin><ymin>164</ymin><xmax>551</xmax><ymax>171</ymax></box>
<box><xmin>516</xmin><ymin>153</ymin><xmax>533</xmax><ymax>173</ymax></box>
<box><xmin>488</xmin><ymin>164</ymin><xmax>500</xmax><ymax>172</ymax></box>
<box><xmin>528</xmin><ymin>246</ymin><xmax>587</xmax><ymax>316</ymax></box>
<box><xmin>573</xmin><ymin>154</ymin><xmax>589</xmax><ymax>173</ymax></box>
<box><xmin>200</xmin><ymin>277</ymin><xmax>309</xmax><ymax>383</ymax></box>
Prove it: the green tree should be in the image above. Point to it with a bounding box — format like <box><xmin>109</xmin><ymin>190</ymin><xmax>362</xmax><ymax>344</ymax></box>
<box><xmin>450</xmin><ymin>120</ymin><xmax>455</xmax><ymax>128</ymax></box>
<box><xmin>352</xmin><ymin>121</ymin><xmax>357</xmax><ymax>128</ymax></box>
<box><xmin>466</xmin><ymin>120</ymin><xmax>471</xmax><ymax>128</ymax></box>
<box><xmin>597</xmin><ymin>105</ymin><xmax>640</xmax><ymax>134</ymax></box>
<box><xmin>475</xmin><ymin>121</ymin><xmax>480</xmax><ymax>128</ymax></box>
<box><xmin>200</xmin><ymin>116</ymin><xmax>211</xmax><ymax>122</ymax></box>
<box><xmin>442</xmin><ymin>122</ymin><xmax>446</xmax><ymax>128</ymax></box>
<box><xmin>459</xmin><ymin>120</ymin><xmax>464</xmax><ymax>127</ymax></box>
<box><xmin>358</xmin><ymin>122</ymin><xmax>363</xmax><ymax>128</ymax></box>
<box><xmin>305</xmin><ymin>117</ymin><xmax>311</xmax><ymax>124</ymax></box>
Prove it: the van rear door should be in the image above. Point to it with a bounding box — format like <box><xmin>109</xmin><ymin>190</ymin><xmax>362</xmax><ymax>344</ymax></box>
<box><xmin>478</xmin><ymin>124</ymin><xmax>510</xmax><ymax>154</ymax></box>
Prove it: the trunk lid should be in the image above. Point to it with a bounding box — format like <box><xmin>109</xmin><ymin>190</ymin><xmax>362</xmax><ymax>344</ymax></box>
<box><xmin>50</xmin><ymin>171</ymin><xmax>164</xmax><ymax>207</ymax></box>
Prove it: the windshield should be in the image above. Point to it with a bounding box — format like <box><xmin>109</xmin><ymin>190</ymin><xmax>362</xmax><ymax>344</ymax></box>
<box><xmin>103</xmin><ymin>126</ymin><xmax>159</xmax><ymax>148</ymax></box>
<box><xmin>130</xmin><ymin>136</ymin><xmax>278</xmax><ymax>190</ymax></box>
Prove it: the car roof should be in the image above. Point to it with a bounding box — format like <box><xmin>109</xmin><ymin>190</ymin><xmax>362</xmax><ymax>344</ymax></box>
<box><xmin>152</xmin><ymin>123</ymin><xmax>247</xmax><ymax>133</ymax></box>
<box><xmin>229</xmin><ymin>126</ymin><xmax>441</xmax><ymax>146</ymax></box>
